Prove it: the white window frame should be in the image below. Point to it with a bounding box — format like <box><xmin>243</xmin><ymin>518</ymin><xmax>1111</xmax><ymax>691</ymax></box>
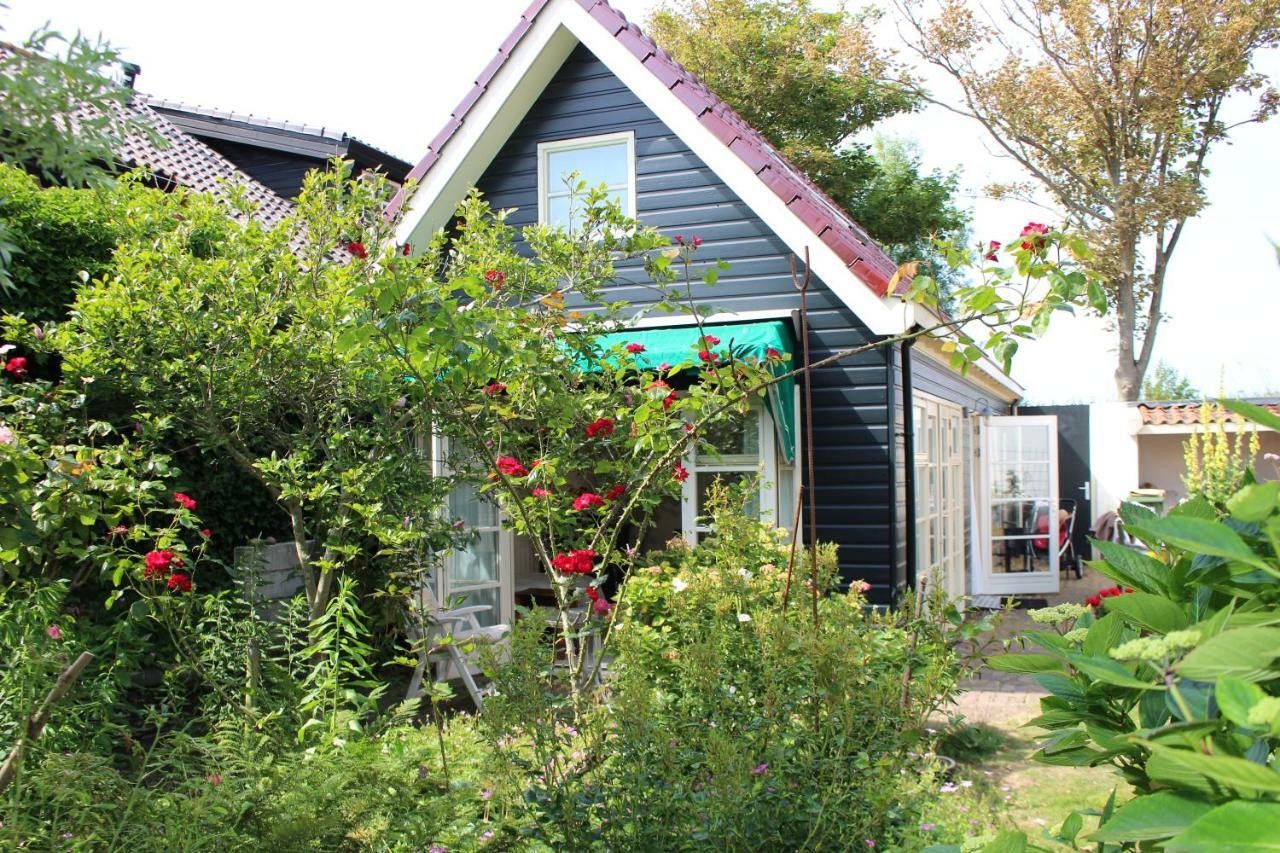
<box><xmin>912</xmin><ymin>392</ymin><xmax>967</xmax><ymax>600</ymax></box>
<box><xmin>537</xmin><ymin>131</ymin><xmax>636</xmax><ymax>228</ymax></box>
<box><xmin>681</xmin><ymin>401</ymin><xmax>779</xmax><ymax>544</ymax></box>
<box><xmin>432</xmin><ymin>435</ymin><xmax>515</xmax><ymax>626</ymax></box>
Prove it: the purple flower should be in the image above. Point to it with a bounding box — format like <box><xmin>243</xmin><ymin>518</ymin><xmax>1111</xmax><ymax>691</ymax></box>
<box><xmin>750</xmin><ymin>762</ymin><xmax>768</xmax><ymax>776</ymax></box>
<box><xmin>919</xmin><ymin>823</ymin><xmax>935</xmax><ymax>832</ymax></box>
<box><xmin>47</xmin><ymin>625</ymin><xmax>62</xmax><ymax>640</ymax></box>
<box><xmin>480</xmin><ymin>788</ymin><xmax>493</xmax><ymax>801</ymax></box>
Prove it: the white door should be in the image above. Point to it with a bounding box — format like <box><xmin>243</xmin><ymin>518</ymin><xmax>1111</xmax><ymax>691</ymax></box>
<box><xmin>976</xmin><ymin>415</ymin><xmax>1060</xmax><ymax>595</ymax></box>
<box><xmin>444</xmin><ymin>480</ymin><xmax>513</xmax><ymax>626</ymax></box>
<box><xmin>913</xmin><ymin>395</ymin><xmax>966</xmax><ymax>600</ymax></box>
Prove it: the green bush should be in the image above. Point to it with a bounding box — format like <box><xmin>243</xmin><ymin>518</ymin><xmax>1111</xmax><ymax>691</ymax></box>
<box><xmin>988</xmin><ymin>399</ymin><xmax>1280</xmax><ymax>849</ymax></box>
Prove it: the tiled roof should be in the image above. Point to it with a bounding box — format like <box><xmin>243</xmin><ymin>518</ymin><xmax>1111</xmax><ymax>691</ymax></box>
<box><xmin>1138</xmin><ymin>402</ymin><xmax>1280</xmax><ymax>426</ymax></box>
<box><xmin>387</xmin><ymin>0</ymin><xmax>903</xmax><ymax>297</ymax></box>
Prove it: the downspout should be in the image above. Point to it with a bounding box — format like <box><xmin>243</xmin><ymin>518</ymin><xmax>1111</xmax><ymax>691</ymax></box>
<box><xmin>902</xmin><ymin>338</ymin><xmax>918</xmax><ymax>592</ymax></box>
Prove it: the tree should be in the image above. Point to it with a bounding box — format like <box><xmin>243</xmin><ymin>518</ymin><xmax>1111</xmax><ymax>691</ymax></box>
<box><xmin>1142</xmin><ymin>360</ymin><xmax>1199</xmax><ymax>400</ymax></box>
<box><xmin>897</xmin><ymin>0</ymin><xmax>1280</xmax><ymax>400</ymax></box>
<box><xmin>646</xmin><ymin>0</ymin><xmax>968</xmax><ymax>260</ymax></box>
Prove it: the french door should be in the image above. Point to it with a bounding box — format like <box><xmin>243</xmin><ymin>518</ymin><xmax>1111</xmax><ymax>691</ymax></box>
<box><xmin>913</xmin><ymin>395</ymin><xmax>966</xmax><ymax>600</ymax></box>
<box><xmin>976</xmin><ymin>415</ymin><xmax>1060</xmax><ymax>595</ymax></box>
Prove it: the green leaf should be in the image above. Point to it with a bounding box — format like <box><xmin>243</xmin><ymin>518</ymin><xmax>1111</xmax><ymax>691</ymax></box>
<box><xmin>987</xmin><ymin>653</ymin><xmax>1064</xmax><ymax>674</ymax></box>
<box><xmin>1087</xmin><ymin>279</ymin><xmax>1107</xmax><ymax>313</ymax></box>
<box><xmin>1216</xmin><ymin>677</ymin><xmax>1267</xmax><ymax>728</ymax></box>
<box><xmin>1145</xmin><ymin>743</ymin><xmax>1280</xmax><ymax>795</ymax></box>
<box><xmin>1103</xmin><ymin>591</ymin><xmax>1187</xmax><ymax>634</ymax></box>
<box><xmin>1091</xmin><ymin>539</ymin><xmax>1169</xmax><ymax>593</ymax></box>
<box><xmin>1165</xmin><ymin>801</ymin><xmax>1280</xmax><ymax>851</ymax></box>
<box><xmin>978</xmin><ymin>830</ymin><xmax>1027</xmax><ymax>852</ymax></box>
<box><xmin>1177</xmin><ymin>627</ymin><xmax>1280</xmax><ymax>682</ymax></box>
<box><xmin>1088</xmin><ymin>792</ymin><xmax>1213</xmax><ymax>842</ymax></box>
<box><xmin>1069</xmin><ymin>653</ymin><xmax>1163</xmax><ymax>690</ymax></box>
<box><xmin>1229</xmin><ymin>482</ymin><xmax>1280</xmax><ymax>523</ymax></box>
<box><xmin>1224</xmin><ymin>399</ymin><xmax>1280</xmax><ymax>434</ymax></box>
<box><xmin>1083</xmin><ymin>611</ymin><xmax>1125</xmax><ymax>658</ymax></box>
<box><xmin>1130</xmin><ymin>515</ymin><xmax>1268</xmax><ymax>569</ymax></box>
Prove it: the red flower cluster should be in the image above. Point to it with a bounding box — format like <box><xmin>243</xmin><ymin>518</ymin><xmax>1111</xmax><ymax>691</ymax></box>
<box><xmin>605</xmin><ymin>484</ymin><xmax>626</xmax><ymax>501</ymax></box>
<box><xmin>586</xmin><ymin>585</ymin><xmax>615</xmax><ymax>616</ymax></box>
<box><xmin>673</xmin><ymin>462</ymin><xmax>689</xmax><ymax>483</ymax></box>
<box><xmin>672</xmin><ymin>234</ymin><xmax>703</xmax><ymax>248</ymax></box>
<box><xmin>586</xmin><ymin>417</ymin><xmax>615</xmax><ymax>438</ymax></box>
<box><xmin>984</xmin><ymin>240</ymin><xmax>1001</xmax><ymax>261</ymax></box>
<box><xmin>167</xmin><ymin>573</ymin><xmax>192</xmax><ymax>593</ymax></box>
<box><xmin>701</xmin><ymin>335</ymin><xmax>720</xmax><ymax>347</ymax></box>
<box><xmin>483</xmin><ymin>382</ymin><xmax>507</xmax><ymax>396</ymax></box>
<box><xmin>484</xmin><ymin>269</ymin><xmax>505</xmax><ymax>289</ymax></box>
<box><xmin>144</xmin><ymin>549</ymin><xmax>186</xmax><ymax>585</ymax></box>
<box><xmin>532</xmin><ymin>487</ymin><xmax>553</xmax><ymax>498</ymax></box>
<box><xmin>647</xmin><ymin>380</ymin><xmax>677</xmax><ymax>410</ymax></box>
<box><xmin>174</xmin><ymin>492</ymin><xmax>197</xmax><ymax>511</ymax></box>
<box><xmin>496</xmin><ymin>456</ymin><xmax>528</xmax><ymax>477</ymax></box>
<box><xmin>1086</xmin><ymin>585</ymin><xmax>1134</xmax><ymax>608</ymax></box>
<box><xmin>4</xmin><ymin>356</ymin><xmax>28</xmax><ymax>379</ymax></box>
<box><xmin>552</xmin><ymin>549</ymin><xmax>597</xmax><ymax>575</ymax></box>
<box><xmin>346</xmin><ymin>241</ymin><xmax>368</xmax><ymax>259</ymax></box>
<box><xmin>572</xmin><ymin>492</ymin><xmax>605</xmax><ymax>511</ymax></box>
<box><xmin>1019</xmin><ymin>223</ymin><xmax>1049</xmax><ymax>251</ymax></box>
<box><xmin>698</xmin><ymin>349</ymin><xmax>717</xmax><ymax>363</ymax></box>
<box><xmin>625</xmin><ymin>342</ymin><xmax>646</xmax><ymax>354</ymax></box>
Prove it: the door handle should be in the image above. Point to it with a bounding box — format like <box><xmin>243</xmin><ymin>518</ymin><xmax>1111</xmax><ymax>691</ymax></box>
<box><xmin>1080</xmin><ymin>482</ymin><xmax>1090</xmax><ymax>500</ymax></box>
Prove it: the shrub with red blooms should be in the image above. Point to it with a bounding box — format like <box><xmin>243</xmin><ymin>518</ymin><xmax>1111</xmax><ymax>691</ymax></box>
<box><xmin>167</xmin><ymin>572</ymin><xmax>192</xmax><ymax>593</ymax></box>
<box><xmin>585</xmin><ymin>417</ymin><xmax>615</xmax><ymax>438</ymax></box>
<box><xmin>625</xmin><ymin>342</ymin><xmax>645</xmax><ymax>354</ymax></box>
<box><xmin>572</xmin><ymin>492</ymin><xmax>605</xmax><ymax>511</ymax></box>
<box><xmin>345</xmin><ymin>241</ymin><xmax>368</xmax><ymax>259</ymax></box>
<box><xmin>551</xmin><ymin>549</ymin><xmax>597</xmax><ymax>575</ymax></box>
<box><xmin>673</xmin><ymin>462</ymin><xmax>689</xmax><ymax>483</ymax></box>
<box><xmin>496</xmin><ymin>456</ymin><xmax>528</xmax><ymax>477</ymax></box>
<box><xmin>144</xmin><ymin>549</ymin><xmax>176</xmax><ymax>580</ymax></box>
<box><xmin>483</xmin><ymin>382</ymin><xmax>507</xmax><ymax>396</ymax></box>
<box><xmin>484</xmin><ymin>269</ymin><xmax>506</xmax><ymax>288</ymax></box>
<box><xmin>4</xmin><ymin>355</ymin><xmax>28</xmax><ymax>378</ymax></box>
<box><xmin>1085</xmin><ymin>585</ymin><xmax>1133</xmax><ymax>608</ymax></box>
<box><xmin>173</xmin><ymin>491</ymin><xmax>197</xmax><ymax>511</ymax></box>
<box><xmin>1019</xmin><ymin>222</ymin><xmax>1050</xmax><ymax>251</ymax></box>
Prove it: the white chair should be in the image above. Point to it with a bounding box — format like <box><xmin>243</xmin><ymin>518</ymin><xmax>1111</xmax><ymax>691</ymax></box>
<box><xmin>405</xmin><ymin>586</ymin><xmax>509</xmax><ymax>711</ymax></box>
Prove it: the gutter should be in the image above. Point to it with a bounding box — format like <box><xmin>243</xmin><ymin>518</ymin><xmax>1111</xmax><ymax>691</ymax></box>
<box><xmin>902</xmin><ymin>337</ymin><xmax>918</xmax><ymax>593</ymax></box>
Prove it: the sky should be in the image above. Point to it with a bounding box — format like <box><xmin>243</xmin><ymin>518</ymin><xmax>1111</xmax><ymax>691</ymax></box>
<box><xmin>5</xmin><ymin>0</ymin><xmax>1278</xmax><ymax>403</ymax></box>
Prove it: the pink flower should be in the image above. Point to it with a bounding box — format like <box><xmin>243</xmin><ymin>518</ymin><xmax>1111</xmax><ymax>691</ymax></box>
<box><xmin>691</xmin><ymin>235</ymin><xmax>702</xmax><ymax>248</ymax></box>
<box><xmin>625</xmin><ymin>342</ymin><xmax>645</xmax><ymax>354</ymax></box>
<box><xmin>496</xmin><ymin>457</ymin><xmax>528</xmax><ymax>477</ymax></box>
<box><xmin>0</xmin><ymin>425</ymin><xmax>14</xmax><ymax>445</ymax></box>
<box><xmin>174</xmin><ymin>492</ymin><xmax>197</xmax><ymax>511</ymax></box>
<box><xmin>673</xmin><ymin>463</ymin><xmax>689</xmax><ymax>483</ymax></box>
<box><xmin>586</xmin><ymin>417</ymin><xmax>615</xmax><ymax>438</ymax></box>
<box><xmin>401</xmin><ymin>243</ymin><xmax>412</xmax><ymax>257</ymax></box>
<box><xmin>532</xmin><ymin>487</ymin><xmax>552</xmax><ymax>498</ymax></box>
<box><xmin>207</xmin><ymin>773</ymin><xmax>222</xmax><ymax>786</ymax></box>
<box><xmin>658</xmin><ymin>361</ymin><xmax>672</xmax><ymax>373</ymax></box>
<box><xmin>480</xmin><ymin>788</ymin><xmax>493</xmax><ymax>800</ymax></box>
<box><xmin>46</xmin><ymin>625</ymin><xmax>62</xmax><ymax>640</ymax></box>
<box><xmin>586</xmin><ymin>586</ymin><xmax>615</xmax><ymax>616</ymax></box>
<box><xmin>701</xmin><ymin>335</ymin><xmax>720</xmax><ymax>346</ymax></box>
<box><xmin>572</xmin><ymin>492</ymin><xmax>605</xmax><ymax>511</ymax></box>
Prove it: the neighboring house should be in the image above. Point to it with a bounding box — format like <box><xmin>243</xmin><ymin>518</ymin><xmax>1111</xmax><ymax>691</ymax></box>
<box><xmin>144</xmin><ymin>98</ymin><xmax>411</xmax><ymax>200</ymax></box>
<box><xmin>389</xmin><ymin>0</ymin><xmax>1054</xmax><ymax>613</ymax></box>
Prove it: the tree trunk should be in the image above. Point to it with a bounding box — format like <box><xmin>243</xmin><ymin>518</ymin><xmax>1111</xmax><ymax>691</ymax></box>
<box><xmin>1115</xmin><ymin>359</ymin><xmax>1142</xmax><ymax>402</ymax></box>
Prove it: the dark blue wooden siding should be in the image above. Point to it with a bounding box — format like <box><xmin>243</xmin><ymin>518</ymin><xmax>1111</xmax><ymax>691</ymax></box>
<box><xmin>474</xmin><ymin>44</ymin><xmax>903</xmax><ymax>601</ymax></box>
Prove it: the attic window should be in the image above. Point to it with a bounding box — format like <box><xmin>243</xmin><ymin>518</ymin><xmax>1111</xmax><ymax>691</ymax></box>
<box><xmin>537</xmin><ymin>131</ymin><xmax>635</xmax><ymax>229</ymax></box>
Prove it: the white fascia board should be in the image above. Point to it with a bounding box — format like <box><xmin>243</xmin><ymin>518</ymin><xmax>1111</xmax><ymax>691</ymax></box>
<box><xmin>393</xmin><ymin>17</ymin><xmax>578</xmax><ymax>247</ymax></box>
<box><xmin>1137</xmin><ymin>422</ymin><xmax>1273</xmax><ymax>435</ymax></box>
<box><xmin>395</xmin><ymin>0</ymin><xmax>909</xmax><ymax>337</ymax></box>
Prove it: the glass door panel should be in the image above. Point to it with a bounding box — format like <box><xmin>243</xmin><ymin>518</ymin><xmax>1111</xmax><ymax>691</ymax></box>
<box><xmin>977</xmin><ymin>415</ymin><xmax>1059</xmax><ymax>595</ymax></box>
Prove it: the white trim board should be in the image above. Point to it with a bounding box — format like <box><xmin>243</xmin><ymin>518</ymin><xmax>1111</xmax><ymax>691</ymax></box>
<box><xmin>392</xmin><ymin>0</ymin><xmax>911</xmax><ymax>336</ymax></box>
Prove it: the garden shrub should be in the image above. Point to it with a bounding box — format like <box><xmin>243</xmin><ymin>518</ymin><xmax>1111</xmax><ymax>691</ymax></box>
<box><xmin>988</xmin><ymin>399</ymin><xmax>1280</xmax><ymax>849</ymax></box>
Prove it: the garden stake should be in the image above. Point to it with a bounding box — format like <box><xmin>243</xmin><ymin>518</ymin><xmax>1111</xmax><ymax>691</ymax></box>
<box><xmin>790</xmin><ymin>250</ymin><xmax>819</xmax><ymax>629</ymax></box>
<box><xmin>781</xmin><ymin>485</ymin><xmax>804</xmax><ymax>613</ymax></box>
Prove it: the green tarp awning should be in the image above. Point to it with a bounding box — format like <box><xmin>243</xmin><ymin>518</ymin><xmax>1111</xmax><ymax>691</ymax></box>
<box><xmin>589</xmin><ymin>320</ymin><xmax>797</xmax><ymax>463</ymax></box>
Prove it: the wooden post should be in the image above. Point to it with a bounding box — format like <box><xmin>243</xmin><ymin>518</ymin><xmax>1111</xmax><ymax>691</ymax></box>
<box><xmin>0</xmin><ymin>651</ymin><xmax>95</xmax><ymax>795</ymax></box>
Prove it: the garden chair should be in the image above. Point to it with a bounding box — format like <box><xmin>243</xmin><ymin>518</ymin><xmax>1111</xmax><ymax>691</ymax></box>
<box><xmin>1022</xmin><ymin>499</ymin><xmax>1080</xmax><ymax>578</ymax></box>
<box><xmin>405</xmin><ymin>586</ymin><xmax>509</xmax><ymax>711</ymax></box>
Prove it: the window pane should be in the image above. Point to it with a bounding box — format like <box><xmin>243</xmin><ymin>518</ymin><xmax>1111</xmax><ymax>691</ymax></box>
<box><xmin>695</xmin><ymin>471</ymin><xmax>757</xmax><ymax>520</ymax></box>
<box><xmin>453</xmin><ymin>530</ymin><xmax>500</xmax><ymax>584</ymax></box>
<box><xmin>451</xmin><ymin>584</ymin><xmax>501</xmax><ymax>628</ymax></box>
<box><xmin>698</xmin><ymin>408</ymin><xmax>759</xmax><ymax>462</ymax></box>
<box><xmin>547</xmin><ymin>142</ymin><xmax>628</xmax><ymax>190</ymax></box>
<box><xmin>449</xmin><ymin>481</ymin><xmax>498</xmax><ymax>529</ymax></box>
<box><xmin>547</xmin><ymin>195</ymin><xmax>577</xmax><ymax>230</ymax></box>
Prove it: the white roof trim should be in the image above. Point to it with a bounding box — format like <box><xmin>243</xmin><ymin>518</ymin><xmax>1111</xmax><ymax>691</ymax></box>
<box><xmin>393</xmin><ymin>0</ymin><xmax>910</xmax><ymax>336</ymax></box>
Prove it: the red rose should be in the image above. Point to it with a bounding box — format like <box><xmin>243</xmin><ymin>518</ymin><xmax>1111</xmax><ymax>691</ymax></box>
<box><xmin>401</xmin><ymin>243</ymin><xmax>412</xmax><ymax>256</ymax></box>
<box><xmin>691</xmin><ymin>236</ymin><xmax>702</xmax><ymax>248</ymax></box>
<box><xmin>174</xmin><ymin>492</ymin><xmax>197</xmax><ymax>511</ymax></box>
<box><xmin>625</xmin><ymin>342</ymin><xmax>645</xmax><ymax>354</ymax></box>
<box><xmin>663</xmin><ymin>390</ymin><xmax>677</xmax><ymax>410</ymax></box>
<box><xmin>552</xmin><ymin>549</ymin><xmax>597</xmax><ymax>575</ymax></box>
<box><xmin>144</xmin><ymin>549</ymin><xmax>175</xmax><ymax>580</ymax></box>
<box><xmin>605</xmin><ymin>484</ymin><xmax>626</xmax><ymax>501</ymax></box>
<box><xmin>698</xmin><ymin>349</ymin><xmax>716</xmax><ymax>363</ymax></box>
<box><xmin>532</xmin><ymin>487</ymin><xmax>552</xmax><ymax>498</ymax></box>
<box><xmin>483</xmin><ymin>382</ymin><xmax>507</xmax><ymax>396</ymax></box>
<box><xmin>572</xmin><ymin>492</ymin><xmax>605</xmax><ymax>511</ymax></box>
<box><xmin>200</xmin><ymin>528</ymin><xmax>211</xmax><ymax>539</ymax></box>
<box><xmin>496</xmin><ymin>456</ymin><xmax>528</xmax><ymax>477</ymax></box>
<box><xmin>586</xmin><ymin>417</ymin><xmax>615</xmax><ymax>438</ymax></box>
<box><xmin>673</xmin><ymin>463</ymin><xmax>689</xmax><ymax>483</ymax></box>
<box><xmin>984</xmin><ymin>240</ymin><xmax>1001</xmax><ymax>261</ymax></box>
<box><xmin>1019</xmin><ymin>223</ymin><xmax>1049</xmax><ymax>251</ymax></box>
<box><xmin>701</xmin><ymin>335</ymin><xmax>720</xmax><ymax>346</ymax></box>
<box><xmin>1086</xmin><ymin>595</ymin><xmax>1101</xmax><ymax>608</ymax></box>
<box><xmin>167</xmin><ymin>572</ymin><xmax>192</xmax><ymax>593</ymax></box>
<box><xmin>346</xmin><ymin>241</ymin><xmax>368</xmax><ymax>259</ymax></box>
<box><xmin>484</xmin><ymin>269</ymin><xmax>506</xmax><ymax>289</ymax></box>
<box><xmin>4</xmin><ymin>356</ymin><xmax>28</xmax><ymax>379</ymax></box>
<box><xmin>658</xmin><ymin>361</ymin><xmax>672</xmax><ymax>373</ymax></box>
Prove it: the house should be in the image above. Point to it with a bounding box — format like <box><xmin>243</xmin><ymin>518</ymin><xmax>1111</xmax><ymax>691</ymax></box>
<box><xmin>143</xmin><ymin>98</ymin><xmax>411</xmax><ymax>200</ymax></box>
<box><xmin>389</xmin><ymin>0</ymin><xmax>1054</xmax><ymax>612</ymax></box>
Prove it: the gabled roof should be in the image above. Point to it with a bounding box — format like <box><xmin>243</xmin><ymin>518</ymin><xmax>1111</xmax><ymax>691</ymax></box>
<box><xmin>144</xmin><ymin>98</ymin><xmax>412</xmax><ymax>184</ymax></box>
<box><xmin>388</xmin><ymin>0</ymin><xmax>914</xmax><ymax>335</ymax></box>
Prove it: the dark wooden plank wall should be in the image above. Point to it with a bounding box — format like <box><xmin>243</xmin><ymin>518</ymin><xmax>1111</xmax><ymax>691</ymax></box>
<box><xmin>199</xmin><ymin>138</ymin><xmax>322</xmax><ymax>200</ymax></box>
<box><xmin>473</xmin><ymin>44</ymin><xmax>902</xmax><ymax>601</ymax></box>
